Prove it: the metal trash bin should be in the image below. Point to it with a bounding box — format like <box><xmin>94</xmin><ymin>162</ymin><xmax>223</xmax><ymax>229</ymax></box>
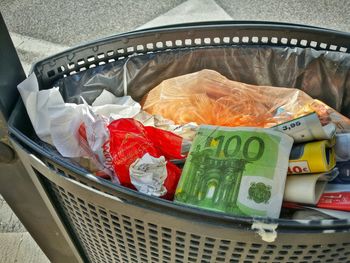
<box><xmin>6</xmin><ymin>21</ymin><xmax>350</xmax><ymax>263</ymax></box>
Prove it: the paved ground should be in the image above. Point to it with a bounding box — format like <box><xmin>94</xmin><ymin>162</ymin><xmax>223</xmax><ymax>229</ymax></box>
<box><xmin>0</xmin><ymin>0</ymin><xmax>185</xmax><ymax>46</ymax></box>
<box><xmin>0</xmin><ymin>0</ymin><xmax>349</xmax><ymax>262</ymax></box>
<box><xmin>216</xmin><ymin>0</ymin><xmax>350</xmax><ymax>32</ymax></box>
<box><xmin>0</xmin><ymin>195</ymin><xmax>50</xmax><ymax>263</ymax></box>
<box><xmin>1</xmin><ymin>0</ymin><xmax>349</xmax><ymax>47</ymax></box>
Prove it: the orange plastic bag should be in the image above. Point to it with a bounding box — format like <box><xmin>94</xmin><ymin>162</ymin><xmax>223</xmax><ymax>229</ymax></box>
<box><xmin>141</xmin><ymin>69</ymin><xmax>326</xmax><ymax>128</ymax></box>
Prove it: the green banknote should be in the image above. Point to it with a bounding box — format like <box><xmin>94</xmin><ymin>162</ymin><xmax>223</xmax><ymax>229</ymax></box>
<box><xmin>175</xmin><ymin>126</ymin><xmax>294</xmax><ymax>218</ymax></box>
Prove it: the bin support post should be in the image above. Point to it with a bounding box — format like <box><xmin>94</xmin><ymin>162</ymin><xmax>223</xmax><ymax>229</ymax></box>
<box><xmin>0</xmin><ymin>12</ymin><xmax>83</xmax><ymax>263</ymax></box>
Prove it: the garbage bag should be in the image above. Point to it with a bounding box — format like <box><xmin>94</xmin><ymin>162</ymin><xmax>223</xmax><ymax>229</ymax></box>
<box><xmin>54</xmin><ymin>46</ymin><xmax>350</xmax><ymax>119</ymax></box>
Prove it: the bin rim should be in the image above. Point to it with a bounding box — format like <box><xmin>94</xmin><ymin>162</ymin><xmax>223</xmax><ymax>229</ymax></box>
<box><xmin>34</xmin><ymin>20</ymin><xmax>350</xmax><ymax>61</ymax></box>
<box><xmin>8</xmin><ymin>126</ymin><xmax>350</xmax><ymax>233</ymax></box>
<box><xmin>10</xmin><ymin>20</ymin><xmax>350</xmax><ymax>233</ymax></box>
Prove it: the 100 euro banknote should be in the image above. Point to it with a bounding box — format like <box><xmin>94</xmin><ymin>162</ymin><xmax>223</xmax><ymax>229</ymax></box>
<box><xmin>175</xmin><ymin>125</ymin><xmax>294</xmax><ymax>218</ymax></box>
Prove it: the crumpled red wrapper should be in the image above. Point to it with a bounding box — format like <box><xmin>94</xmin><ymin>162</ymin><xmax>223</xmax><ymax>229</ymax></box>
<box><xmin>108</xmin><ymin>118</ymin><xmax>184</xmax><ymax>200</ymax></box>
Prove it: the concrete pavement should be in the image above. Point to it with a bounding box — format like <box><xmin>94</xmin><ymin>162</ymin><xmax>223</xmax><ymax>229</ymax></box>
<box><xmin>216</xmin><ymin>0</ymin><xmax>350</xmax><ymax>32</ymax></box>
<box><xmin>0</xmin><ymin>195</ymin><xmax>49</xmax><ymax>263</ymax></box>
<box><xmin>1</xmin><ymin>0</ymin><xmax>349</xmax><ymax>47</ymax></box>
<box><xmin>0</xmin><ymin>0</ymin><xmax>185</xmax><ymax>46</ymax></box>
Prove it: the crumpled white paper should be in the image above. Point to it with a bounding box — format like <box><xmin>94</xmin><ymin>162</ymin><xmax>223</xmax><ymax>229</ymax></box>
<box><xmin>154</xmin><ymin>115</ymin><xmax>198</xmax><ymax>141</ymax></box>
<box><xmin>50</xmin><ymin>89</ymin><xmax>141</xmax><ymax>158</ymax></box>
<box><xmin>54</xmin><ymin>91</ymin><xmax>140</xmax><ymax>158</ymax></box>
<box><xmin>92</xmin><ymin>89</ymin><xmax>141</xmax><ymax>120</ymax></box>
<box><xmin>17</xmin><ymin>73</ymin><xmax>64</xmax><ymax>144</ymax></box>
<box><xmin>134</xmin><ymin>111</ymin><xmax>198</xmax><ymax>141</ymax></box>
<box><xmin>129</xmin><ymin>153</ymin><xmax>168</xmax><ymax>197</ymax></box>
<box><xmin>17</xmin><ymin>74</ymin><xmax>142</xmax><ymax>158</ymax></box>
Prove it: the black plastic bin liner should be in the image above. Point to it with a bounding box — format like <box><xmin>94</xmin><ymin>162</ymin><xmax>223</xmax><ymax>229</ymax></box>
<box><xmin>55</xmin><ymin>46</ymin><xmax>350</xmax><ymax>118</ymax></box>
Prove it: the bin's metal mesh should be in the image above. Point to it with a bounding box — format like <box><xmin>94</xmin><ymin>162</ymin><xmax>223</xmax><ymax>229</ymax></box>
<box><xmin>39</xmin><ymin>173</ymin><xmax>350</xmax><ymax>263</ymax></box>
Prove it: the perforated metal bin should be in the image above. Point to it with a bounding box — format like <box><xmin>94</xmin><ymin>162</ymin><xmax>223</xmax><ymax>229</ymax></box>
<box><xmin>7</xmin><ymin>22</ymin><xmax>350</xmax><ymax>263</ymax></box>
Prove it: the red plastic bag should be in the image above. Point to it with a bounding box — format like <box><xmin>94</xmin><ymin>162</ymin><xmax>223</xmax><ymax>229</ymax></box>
<box><xmin>77</xmin><ymin>123</ymin><xmax>112</xmax><ymax>179</ymax></box>
<box><xmin>108</xmin><ymin>118</ymin><xmax>184</xmax><ymax>200</ymax></box>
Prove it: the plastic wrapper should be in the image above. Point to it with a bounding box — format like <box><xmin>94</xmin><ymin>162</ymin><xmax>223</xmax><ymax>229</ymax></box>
<box><xmin>108</xmin><ymin>118</ymin><xmax>184</xmax><ymax>200</ymax></box>
<box><xmin>334</xmin><ymin>161</ymin><xmax>350</xmax><ymax>184</ymax></box>
<box><xmin>335</xmin><ymin>134</ymin><xmax>350</xmax><ymax>161</ymax></box>
<box><xmin>77</xmin><ymin>122</ymin><xmax>112</xmax><ymax>179</ymax></box>
<box><xmin>318</xmin><ymin>168</ymin><xmax>350</xmax><ymax>211</ymax></box>
<box><xmin>141</xmin><ymin>69</ymin><xmax>350</xmax><ymax>129</ymax></box>
<box><xmin>283</xmin><ymin>174</ymin><xmax>329</xmax><ymax>205</ymax></box>
<box><xmin>134</xmin><ymin>111</ymin><xmax>198</xmax><ymax>141</ymax></box>
<box><xmin>292</xmin><ymin>210</ymin><xmax>334</xmax><ymax>220</ymax></box>
<box><xmin>288</xmin><ymin>139</ymin><xmax>336</xmax><ymax>174</ymax></box>
<box><xmin>272</xmin><ymin>113</ymin><xmax>336</xmax><ymax>143</ymax></box>
<box><xmin>289</xmin><ymin>206</ymin><xmax>350</xmax><ymax>220</ymax></box>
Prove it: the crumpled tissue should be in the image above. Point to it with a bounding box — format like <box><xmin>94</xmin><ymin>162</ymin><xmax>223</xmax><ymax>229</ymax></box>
<box><xmin>129</xmin><ymin>153</ymin><xmax>168</xmax><ymax>197</ymax></box>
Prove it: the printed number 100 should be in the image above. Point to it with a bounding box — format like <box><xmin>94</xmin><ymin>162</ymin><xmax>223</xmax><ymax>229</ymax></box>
<box><xmin>205</xmin><ymin>135</ymin><xmax>265</xmax><ymax>161</ymax></box>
